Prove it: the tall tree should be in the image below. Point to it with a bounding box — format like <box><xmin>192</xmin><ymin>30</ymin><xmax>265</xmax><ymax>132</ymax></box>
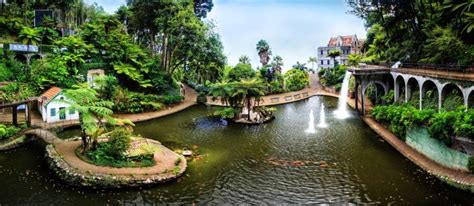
<box><xmin>256</xmin><ymin>40</ymin><xmax>272</xmax><ymax>66</ymax></box>
<box><xmin>238</xmin><ymin>55</ymin><xmax>251</xmax><ymax>65</ymax></box>
<box><xmin>307</xmin><ymin>57</ymin><xmax>317</xmax><ymax>70</ymax></box>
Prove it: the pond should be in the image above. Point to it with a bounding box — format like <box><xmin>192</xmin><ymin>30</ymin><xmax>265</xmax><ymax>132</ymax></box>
<box><xmin>0</xmin><ymin>96</ymin><xmax>472</xmax><ymax>204</ymax></box>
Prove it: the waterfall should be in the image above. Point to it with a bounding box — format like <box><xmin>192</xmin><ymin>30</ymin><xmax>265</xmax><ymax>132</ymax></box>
<box><xmin>305</xmin><ymin>109</ymin><xmax>316</xmax><ymax>134</ymax></box>
<box><xmin>317</xmin><ymin>103</ymin><xmax>328</xmax><ymax>128</ymax></box>
<box><xmin>334</xmin><ymin>71</ymin><xmax>351</xmax><ymax>119</ymax></box>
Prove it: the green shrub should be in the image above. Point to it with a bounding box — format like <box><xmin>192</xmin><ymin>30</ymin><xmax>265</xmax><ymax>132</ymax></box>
<box><xmin>284</xmin><ymin>68</ymin><xmax>309</xmax><ymax>91</ymax></box>
<box><xmin>157</xmin><ymin>95</ymin><xmax>184</xmax><ymax>105</ymax></box>
<box><xmin>107</xmin><ymin>129</ymin><xmax>132</xmax><ymax>158</ymax></box>
<box><xmin>225</xmin><ymin>63</ymin><xmax>255</xmax><ymax>82</ymax></box>
<box><xmin>318</xmin><ymin>65</ymin><xmax>347</xmax><ymax>87</ymax></box>
<box><xmin>213</xmin><ymin>107</ymin><xmax>237</xmax><ymax>119</ymax></box>
<box><xmin>112</xmin><ymin>88</ymin><xmax>163</xmax><ymax>113</ymax></box>
<box><xmin>0</xmin><ymin>124</ymin><xmax>20</xmax><ymax>140</ymax></box>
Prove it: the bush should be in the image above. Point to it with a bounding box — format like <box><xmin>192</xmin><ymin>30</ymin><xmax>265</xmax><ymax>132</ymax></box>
<box><xmin>225</xmin><ymin>63</ymin><xmax>255</xmax><ymax>82</ymax></box>
<box><xmin>0</xmin><ymin>124</ymin><xmax>20</xmax><ymax>140</ymax></box>
<box><xmin>112</xmin><ymin>88</ymin><xmax>162</xmax><ymax>113</ymax></box>
<box><xmin>213</xmin><ymin>107</ymin><xmax>237</xmax><ymax>119</ymax></box>
<box><xmin>318</xmin><ymin>65</ymin><xmax>347</xmax><ymax>87</ymax></box>
<box><xmin>284</xmin><ymin>68</ymin><xmax>309</xmax><ymax>91</ymax></box>
<box><xmin>157</xmin><ymin>95</ymin><xmax>184</xmax><ymax>105</ymax></box>
<box><xmin>107</xmin><ymin>129</ymin><xmax>132</xmax><ymax>158</ymax></box>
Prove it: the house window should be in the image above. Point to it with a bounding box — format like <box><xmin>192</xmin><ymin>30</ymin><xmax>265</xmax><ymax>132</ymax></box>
<box><xmin>327</xmin><ymin>60</ymin><xmax>330</xmax><ymax>65</ymax></box>
<box><xmin>69</xmin><ymin>108</ymin><xmax>75</xmax><ymax>115</ymax></box>
<box><xmin>320</xmin><ymin>60</ymin><xmax>324</xmax><ymax>65</ymax></box>
<box><xmin>50</xmin><ymin>108</ymin><xmax>56</xmax><ymax>117</ymax></box>
<box><xmin>320</xmin><ymin>50</ymin><xmax>323</xmax><ymax>55</ymax></box>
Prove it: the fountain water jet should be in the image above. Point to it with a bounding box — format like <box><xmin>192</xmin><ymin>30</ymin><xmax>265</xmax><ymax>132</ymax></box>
<box><xmin>305</xmin><ymin>109</ymin><xmax>316</xmax><ymax>134</ymax></box>
<box><xmin>318</xmin><ymin>103</ymin><xmax>328</xmax><ymax>128</ymax></box>
<box><xmin>334</xmin><ymin>71</ymin><xmax>352</xmax><ymax>119</ymax></box>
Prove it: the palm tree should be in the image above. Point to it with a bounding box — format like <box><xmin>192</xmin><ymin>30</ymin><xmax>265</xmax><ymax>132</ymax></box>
<box><xmin>18</xmin><ymin>27</ymin><xmax>41</xmax><ymax>46</ymax></box>
<box><xmin>61</xmin><ymin>83</ymin><xmax>133</xmax><ymax>153</ymax></box>
<box><xmin>238</xmin><ymin>55</ymin><xmax>251</xmax><ymax>65</ymax></box>
<box><xmin>256</xmin><ymin>40</ymin><xmax>272</xmax><ymax>66</ymax></box>
<box><xmin>272</xmin><ymin>55</ymin><xmax>283</xmax><ymax>73</ymax></box>
<box><xmin>328</xmin><ymin>50</ymin><xmax>341</xmax><ymax>67</ymax></box>
<box><xmin>231</xmin><ymin>79</ymin><xmax>266</xmax><ymax>121</ymax></box>
<box><xmin>308</xmin><ymin>57</ymin><xmax>317</xmax><ymax>71</ymax></box>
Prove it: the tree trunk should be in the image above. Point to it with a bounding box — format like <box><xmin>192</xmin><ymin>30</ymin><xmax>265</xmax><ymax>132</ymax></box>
<box><xmin>247</xmin><ymin>98</ymin><xmax>251</xmax><ymax>121</ymax></box>
<box><xmin>81</xmin><ymin>130</ymin><xmax>88</xmax><ymax>154</ymax></box>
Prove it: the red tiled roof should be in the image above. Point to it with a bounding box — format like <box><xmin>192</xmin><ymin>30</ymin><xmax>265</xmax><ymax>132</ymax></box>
<box><xmin>328</xmin><ymin>35</ymin><xmax>356</xmax><ymax>47</ymax></box>
<box><xmin>39</xmin><ymin>87</ymin><xmax>62</xmax><ymax>105</ymax></box>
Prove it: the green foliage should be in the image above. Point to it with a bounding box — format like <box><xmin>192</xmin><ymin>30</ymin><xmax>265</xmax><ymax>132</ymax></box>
<box><xmin>94</xmin><ymin>75</ymin><xmax>119</xmax><ymax>100</ymax></box>
<box><xmin>373</xmin><ymin>105</ymin><xmax>474</xmax><ymax>144</ymax></box>
<box><xmin>381</xmin><ymin>90</ymin><xmax>395</xmax><ymax>105</ymax></box>
<box><xmin>112</xmin><ymin>88</ymin><xmax>163</xmax><ymax>113</ymax></box>
<box><xmin>318</xmin><ymin>65</ymin><xmax>347</xmax><ymax>87</ymax></box>
<box><xmin>18</xmin><ymin>27</ymin><xmax>41</xmax><ymax>46</ymax></box>
<box><xmin>347</xmin><ymin>1</ymin><xmax>474</xmax><ymax>65</ymax></box>
<box><xmin>442</xmin><ymin>89</ymin><xmax>464</xmax><ymax>111</ymax></box>
<box><xmin>84</xmin><ymin>141</ymin><xmax>154</xmax><ymax>168</ymax></box>
<box><xmin>0</xmin><ymin>124</ymin><xmax>20</xmax><ymax>140</ymax></box>
<box><xmin>30</xmin><ymin>57</ymin><xmax>77</xmax><ymax>90</ymax></box>
<box><xmin>347</xmin><ymin>54</ymin><xmax>362</xmax><ymax>67</ymax></box>
<box><xmin>284</xmin><ymin>68</ymin><xmax>309</xmax><ymax>92</ymax></box>
<box><xmin>107</xmin><ymin>129</ymin><xmax>132</xmax><ymax>158</ymax></box>
<box><xmin>213</xmin><ymin>107</ymin><xmax>237</xmax><ymax>119</ymax></box>
<box><xmin>0</xmin><ymin>83</ymin><xmax>37</xmax><ymax>103</ymax></box>
<box><xmin>225</xmin><ymin>63</ymin><xmax>255</xmax><ymax>82</ymax></box>
<box><xmin>372</xmin><ymin>105</ymin><xmax>436</xmax><ymax>139</ymax></box>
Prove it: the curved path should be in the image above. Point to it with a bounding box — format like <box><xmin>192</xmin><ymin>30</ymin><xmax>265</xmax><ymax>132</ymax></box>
<box><xmin>206</xmin><ymin>73</ymin><xmax>337</xmax><ymax>107</ymax></box>
<box><xmin>53</xmin><ymin>140</ymin><xmax>185</xmax><ymax>176</ymax></box>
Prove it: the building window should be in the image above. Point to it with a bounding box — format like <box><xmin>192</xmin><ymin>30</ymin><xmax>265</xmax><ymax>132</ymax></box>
<box><xmin>327</xmin><ymin>60</ymin><xmax>330</xmax><ymax>65</ymax></box>
<box><xmin>69</xmin><ymin>108</ymin><xmax>75</xmax><ymax>115</ymax></box>
<box><xmin>320</xmin><ymin>50</ymin><xmax>323</xmax><ymax>55</ymax></box>
<box><xmin>320</xmin><ymin>60</ymin><xmax>324</xmax><ymax>65</ymax></box>
<box><xmin>50</xmin><ymin>108</ymin><xmax>56</xmax><ymax>117</ymax></box>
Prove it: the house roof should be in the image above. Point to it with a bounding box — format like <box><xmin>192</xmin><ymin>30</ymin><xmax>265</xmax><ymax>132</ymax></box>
<box><xmin>328</xmin><ymin>35</ymin><xmax>357</xmax><ymax>47</ymax></box>
<box><xmin>39</xmin><ymin>87</ymin><xmax>62</xmax><ymax>105</ymax></box>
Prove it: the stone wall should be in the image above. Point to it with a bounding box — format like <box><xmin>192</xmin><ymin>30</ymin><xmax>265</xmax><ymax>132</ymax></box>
<box><xmin>406</xmin><ymin>127</ymin><xmax>470</xmax><ymax>171</ymax></box>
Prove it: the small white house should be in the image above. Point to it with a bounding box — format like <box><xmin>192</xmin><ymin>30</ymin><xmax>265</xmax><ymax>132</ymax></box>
<box><xmin>87</xmin><ymin>69</ymin><xmax>105</xmax><ymax>88</ymax></box>
<box><xmin>38</xmin><ymin>87</ymin><xmax>79</xmax><ymax>123</ymax></box>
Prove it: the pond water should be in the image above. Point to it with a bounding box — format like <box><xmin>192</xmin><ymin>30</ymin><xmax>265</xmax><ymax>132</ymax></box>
<box><xmin>0</xmin><ymin>96</ymin><xmax>473</xmax><ymax>204</ymax></box>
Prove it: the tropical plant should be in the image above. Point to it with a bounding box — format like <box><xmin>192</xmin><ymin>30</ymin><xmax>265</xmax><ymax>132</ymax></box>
<box><xmin>256</xmin><ymin>40</ymin><xmax>272</xmax><ymax>66</ymax></box>
<box><xmin>327</xmin><ymin>50</ymin><xmax>341</xmax><ymax>66</ymax></box>
<box><xmin>284</xmin><ymin>68</ymin><xmax>309</xmax><ymax>91</ymax></box>
<box><xmin>224</xmin><ymin>63</ymin><xmax>255</xmax><ymax>82</ymax></box>
<box><xmin>62</xmin><ymin>83</ymin><xmax>134</xmax><ymax>153</ymax></box>
<box><xmin>347</xmin><ymin>54</ymin><xmax>361</xmax><ymax>67</ymax></box>
<box><xmin>18</xmin><ymin>27</ymin><xmax>41</xmax><ymax>47</ymax></box>
<box><xmin>238</xmin><ymin>55</ymin><xmax>251</xmax><ymax>65</ymax></box>
<box><xmin>308</xmin><ymin>57</ymin><xmax>317</xmax><ymax>71</ymax></box>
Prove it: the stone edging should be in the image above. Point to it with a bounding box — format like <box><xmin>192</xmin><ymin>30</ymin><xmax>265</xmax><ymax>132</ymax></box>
<box><xmin>45</xmin><ymin>139</ymin><xmax>187</xmax><ymax>189</ymax></box>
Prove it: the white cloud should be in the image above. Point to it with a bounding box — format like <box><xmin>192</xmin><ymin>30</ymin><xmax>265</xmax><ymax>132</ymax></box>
<box><xmin>207</xmin><ymin>1</ymin><xmax>366</xmax><ymax>71</ymax></box>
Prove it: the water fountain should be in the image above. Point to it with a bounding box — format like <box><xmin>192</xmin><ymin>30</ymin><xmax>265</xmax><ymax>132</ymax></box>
<box><xmin>317</xmin><ymin>103</ymin><xmax>328</xmax><ymax>128</ymax></box>
<box><xmin>304</xmin><ymin>109</ymin><xmax>316</xmax><ymax>134</ymax></box>
<box><xmin>334</xmin><ymin>71</ymin><xmax>351</xmax><ymax>119</ymax></box>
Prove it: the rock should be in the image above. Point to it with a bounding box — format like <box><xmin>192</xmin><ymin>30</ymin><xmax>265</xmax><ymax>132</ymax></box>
<box><xmin>182</xmin><ymin>150</ymin><xmax>193</xmax><ymax>157</ymax></box>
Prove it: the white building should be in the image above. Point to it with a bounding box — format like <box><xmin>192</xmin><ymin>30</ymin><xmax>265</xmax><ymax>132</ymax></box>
<box><xmin>38</xmin><ymin>87</ymin><xmax>79</xmax><ymax>123</ymax></box>
<box><xmin>317</xmin><ymin>35</ymin><xmax>364</xmax><ymax>69</ymax></box>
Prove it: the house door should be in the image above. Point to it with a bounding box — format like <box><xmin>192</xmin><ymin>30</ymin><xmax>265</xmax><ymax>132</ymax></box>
<box><xmin>59</xmin><ymin>107</ymin><xmax>66</xmax><ymax>120</ymax></box>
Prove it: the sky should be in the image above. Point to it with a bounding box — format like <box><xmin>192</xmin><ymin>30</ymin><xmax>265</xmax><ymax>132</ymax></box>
<box><xmin>87</xmin><ymin>0</ymin><xmax>367</xmax><ymax>72</ymax></box>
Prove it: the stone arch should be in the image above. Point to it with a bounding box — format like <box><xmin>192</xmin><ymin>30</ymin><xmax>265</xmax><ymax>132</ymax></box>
<box><xmin>468</xmin><ymin>90</ymin><xmax>474</xmax><ymax>109</ymax></box>
<box><xmin>14</xmin><ymin>54</ymin><xmax>27</xmax><ymax>63</ymax></box>
<box><xmin>395</xmin><ymin>75</ymin><xmax>406</xmax><ymax>103</ymax></box>
<box><xmin>30</xmin><ymin>54</ymin><xmax>42</xmax><ymax>62</ymax></box>
<box><xmin>441</xmin><ymin>83</ymin><xmax>464</xmax><ymax>111</ymax></box>
<box><xmin>407</xmin><ymin>77</ymin><xmax>420</xmax><ymax>108</ymax></box>
<box><xmin>421</xmin><ymin>80</ymin><xmax>439</xmax><ymax>110</ymax></box>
